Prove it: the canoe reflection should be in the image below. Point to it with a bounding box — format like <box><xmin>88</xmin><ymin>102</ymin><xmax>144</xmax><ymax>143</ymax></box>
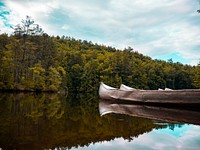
<box><xmin>99</xmin><ymin>99</ymin><xmax>200</xmax><ymax>125</ymax></box>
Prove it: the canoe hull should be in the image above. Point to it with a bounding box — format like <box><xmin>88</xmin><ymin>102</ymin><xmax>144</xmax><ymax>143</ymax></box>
<box><xmin>99</xmin><ymin>82</ymin><xmax>200</xmax><ymax>106</ymax></box>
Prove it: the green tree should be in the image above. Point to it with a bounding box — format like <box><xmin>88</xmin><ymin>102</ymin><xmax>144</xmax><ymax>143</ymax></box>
<box><xmin>47</xmin><ymin>66</ymin><xmax>66</xmax><ymax>91</ymax></box>
<box><xmin>31</xmin><ymin>63</ymin><xmax>46</xmax><ymax>91</ymax></box>
<box><xmin>193</xmin><ymin>64</ymin><xmax>200</xmax><ymax>88</ymax></box>
<box><xmin>0</xmin><ymin>43</ymin><xmax>14</xmax><ymax>89</ymax></box>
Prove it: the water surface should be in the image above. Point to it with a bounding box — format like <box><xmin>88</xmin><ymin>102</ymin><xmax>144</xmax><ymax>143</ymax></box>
<box><xmin>0</xmin><ymin>93</ymin><xmax>199</xmax><ymax>150</ymax></box>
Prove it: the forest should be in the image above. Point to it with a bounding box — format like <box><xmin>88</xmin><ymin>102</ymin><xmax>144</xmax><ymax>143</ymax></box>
<box><xmin>0</xmin><ymin>17</ymin><xmax>199</xmax><ymax>92</ymax></box>
<box><xmin>0</xmin><ymin>32</ymin><xmax>199</xmax><ymax>93</ymax></box>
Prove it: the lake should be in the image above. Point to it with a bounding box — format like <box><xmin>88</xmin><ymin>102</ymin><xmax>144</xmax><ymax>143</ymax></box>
<box><xmin>0</xmin><ymin>93</ymin><xmax>200</xmax><ymax>150</ymax></box>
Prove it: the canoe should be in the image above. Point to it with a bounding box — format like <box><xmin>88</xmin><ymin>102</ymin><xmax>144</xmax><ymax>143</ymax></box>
<box><xmin>99</xmin><ymin>82</ymin><xmax>200</xmax><ymax>107</ymax></box>
<box><xmin>120</xmin><ymin>84</ymin><xmax>136</xmax><ymax>91</ymax></box>
<box><xmin>99</xmin><ymin>99</ymin><xmax>200</xmax><ymax>125</ymax></box>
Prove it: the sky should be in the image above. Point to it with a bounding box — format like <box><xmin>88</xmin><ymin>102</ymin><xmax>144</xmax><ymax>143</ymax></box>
<box><xmin>0</xmin><ymin>0</ymin><xmax>200</xmax><ymax>65</ymax></box>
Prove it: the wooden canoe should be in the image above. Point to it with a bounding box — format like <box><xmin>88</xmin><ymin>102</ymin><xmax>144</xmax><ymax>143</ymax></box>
<box><xmin>99</xmin><ymin>82</ymin><xmax>200</xmax><ymax>107</ymax></box>
<box><xmin>99</xmin><ymin>99</ymin><xmax>200</xmax><ymax>125</ymax></box>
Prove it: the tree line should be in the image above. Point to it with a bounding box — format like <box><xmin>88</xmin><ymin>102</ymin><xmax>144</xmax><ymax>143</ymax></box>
<box><xmin>0</xmin><ymin>33</ymin><xmax>199</xmax><ymax>92</ymax></box>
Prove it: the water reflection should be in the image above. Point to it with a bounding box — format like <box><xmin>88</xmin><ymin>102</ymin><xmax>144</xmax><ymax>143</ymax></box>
<box><xmin>99</xmin><ymin>99</ymin><xmax>200</xmax><ymax>125</ymax></box>
<box><xmin>70</xmin><ymin>124</ymin><xmax>200</xmax><ymax>150</ymax></box>
<box><xmin>0</xmin><ymin>93</ymin><xmax>159</xmax><ymax>150</ymax></box>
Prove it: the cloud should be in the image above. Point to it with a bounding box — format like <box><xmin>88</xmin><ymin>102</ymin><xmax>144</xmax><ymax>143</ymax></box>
<box><xmin>69</xmin><ymin>124</ymin><xmax>200</xmax><ymax>150</ymax></box>
<box><xmin>61</xmin><ymin>24</ymin><xmax>69</xmax><ymax>30</ymax></box>
<box><xmin>0</xmin><ymin>2</ymin><xmax>11</xmax><ymax>33</ymax></box>
<box><xmin>72</xmin><ymin>125</ymin><xmax>200</xmax><ymax>150</ymax></box>
<box><xmin>1</xmin><ymin>0</ymin><xmax>200</xmax><ymax>65</ymax></box>
<box><xmin>1</xmin><ymin>0</ymin><xmax>60</xmax><ymax>34</ymax></box>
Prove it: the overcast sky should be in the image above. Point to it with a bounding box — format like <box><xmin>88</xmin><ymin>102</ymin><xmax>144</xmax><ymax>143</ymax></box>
<box><xmin>0</xmin><ymin>0</ymin><xmax>200</xmax><ymax>65</ymax></box>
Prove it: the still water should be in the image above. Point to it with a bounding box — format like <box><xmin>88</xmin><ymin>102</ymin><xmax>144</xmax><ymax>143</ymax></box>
<box><xmin>0</xmin><ymin>93</ymin><xmax>199</xmax><ymax>150</ymax></box>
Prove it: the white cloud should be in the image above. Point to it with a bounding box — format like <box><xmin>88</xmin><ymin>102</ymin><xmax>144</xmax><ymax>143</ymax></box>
<box><xmin>1</xmin><ymin>0</ymin><xmax>200</xmax><ymax>65</ymax></box>
<box><xmin>61</xmin><ymin>24</ymin><xmax>70</xmax><ymax>30</ymax></box>
<box><xmin>1</xmin><ymin>0</ymin><xmax>60</xmax><ymax>34</ymax></box>
<box><xmin>69</xmin><ymin>125</ymin><xmax>200</xmax><ymax>150</ymax></box>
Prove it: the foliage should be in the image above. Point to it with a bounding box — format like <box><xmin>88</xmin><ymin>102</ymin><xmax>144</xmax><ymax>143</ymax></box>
<box><xmin>193</xmin><ymin>64</ymin><xmax>200</xmax><ymax>88</ymax></box>
<box><xmin>0</xmin><ymin>32</ymin><xmax>199</xmax><ymax>91</ymax></box>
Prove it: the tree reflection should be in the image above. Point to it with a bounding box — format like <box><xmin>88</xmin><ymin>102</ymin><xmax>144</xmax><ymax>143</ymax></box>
<box><xmin>0</xmin><ymin>93</ymin><xmax>160</xmax><ymax>150</ymax></box>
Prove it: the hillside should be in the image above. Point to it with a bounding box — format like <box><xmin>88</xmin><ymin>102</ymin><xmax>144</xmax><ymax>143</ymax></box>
<box><xmin>0</xmin><ymin>33</ymin><xmax>199</xmax><ymax>92</ymax></box>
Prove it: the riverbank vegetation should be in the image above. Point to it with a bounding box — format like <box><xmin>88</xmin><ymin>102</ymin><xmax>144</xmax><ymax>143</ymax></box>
<box><xmin>0</xmin><ymin>32</ymin><xmax>199</xmax><ymax>92</ymax></box>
